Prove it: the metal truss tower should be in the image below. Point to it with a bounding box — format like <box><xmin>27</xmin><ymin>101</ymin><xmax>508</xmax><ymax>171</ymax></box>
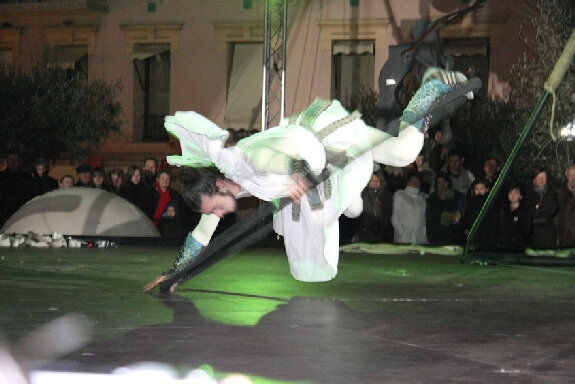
<box><xmin>261</xmin><ymin>0</ymin><xmax>287</xmax><ymax>131</ymax></box>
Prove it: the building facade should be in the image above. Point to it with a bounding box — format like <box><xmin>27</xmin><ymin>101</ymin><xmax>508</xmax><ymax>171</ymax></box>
<box><xmin>0</xmin><ymin>0</ymin><xmax>535</xmax><ymax>171</ymax></box>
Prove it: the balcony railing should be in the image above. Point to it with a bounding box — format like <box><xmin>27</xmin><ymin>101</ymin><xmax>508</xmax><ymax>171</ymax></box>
<box><xmin>0</xmin><ymin>0</ymin><xmax>108</xmax><ymax>13</ymax></box>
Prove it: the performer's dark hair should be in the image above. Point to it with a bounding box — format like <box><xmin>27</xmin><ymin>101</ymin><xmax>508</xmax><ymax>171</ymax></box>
<box><xmin>179</xmin><ymin>167</ymin><xmax>225</xmax><ymax>212</ymax></box>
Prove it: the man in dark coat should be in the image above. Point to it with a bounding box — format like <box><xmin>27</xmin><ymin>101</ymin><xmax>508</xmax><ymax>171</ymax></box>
<box><xmin>0</xmin><ymin>152</ymin><xmax>33</xmax><ymax>226</ymax></box>
<box><xmin>31</xmin><ymin>158</ymin><xmax>58</xmax><ymax>197</ymax></box>
<box><xmin>425</xmin><ymin>171</ymin><xmax>466</xmax><ymax>245</ymax></box>
<box><xmin>524</xmin><ymin>167</ymin><xmax>558</xmax><ymax>249</ymax></box>
<box><xmin>556</xmin><ymin>164</ymin><xmax>575</xmax><ymax>247</ymax></box>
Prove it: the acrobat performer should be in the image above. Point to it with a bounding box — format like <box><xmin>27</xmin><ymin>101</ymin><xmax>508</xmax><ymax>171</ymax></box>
<box><xmin>143</xmin><ymin>67</ymin><xmax>474</xmax><ymax>293</ymax></box>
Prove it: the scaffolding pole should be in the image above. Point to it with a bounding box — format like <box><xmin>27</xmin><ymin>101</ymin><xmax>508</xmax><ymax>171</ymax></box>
<box><xmin>262</xmin><ymin>0</ymin><xmax>287</xmax><ymax>131</ymax></box>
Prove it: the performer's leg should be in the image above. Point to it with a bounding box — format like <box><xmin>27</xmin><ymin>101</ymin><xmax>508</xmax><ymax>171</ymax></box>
<box><xmin>372</xmin><ymin>67</ymin><xmax>475</xmax><ymax>167</ymax></box>
<box><xmin>422</xmin><ymin>67</ymin><xmax>468</xmax><ymax>88</ymax></box>
<box><xmin>343</xmin><ymin>195</ymin><xmax>363</xmax><ymax>218</ymax></box>
<box><xmin>399</xmin><ymin>67</ymin><xmax>474</xmax><ymax>133</ymax></box>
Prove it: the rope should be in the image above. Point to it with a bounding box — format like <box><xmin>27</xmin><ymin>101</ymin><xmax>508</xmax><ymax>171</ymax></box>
<box><xmin>543</xmin><ymin>29</ymin><xmax>575</xmax><ymax>141</ymax></box>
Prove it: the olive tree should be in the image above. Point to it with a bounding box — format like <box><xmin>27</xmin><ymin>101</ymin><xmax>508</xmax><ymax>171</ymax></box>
<box><xmin>0</xmin><ymin>67</ymin><xmax>122</xmax><ymax>164</ymax></box>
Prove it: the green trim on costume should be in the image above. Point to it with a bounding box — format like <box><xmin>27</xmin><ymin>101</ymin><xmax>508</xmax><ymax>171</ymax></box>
<box><xmin>317</xmin><ymin>110</ymin><xmax>362</xmax><ymax>139</ymax></box>
<box><xmin>298</xmin><ymin>98</ymin><xmax>332</xmax><ymax>128</ymax></box>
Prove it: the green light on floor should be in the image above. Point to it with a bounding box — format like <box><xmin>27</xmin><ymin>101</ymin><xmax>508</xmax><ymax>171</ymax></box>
<box><xmin>217</xmin><ymin>371</ymin><xmax>313</xmax><ymax>384</ymax></box>
<box><xmin>183</xmin><ymin>291</ymin><xmax>287</xmax><ymax>326</ymax></box>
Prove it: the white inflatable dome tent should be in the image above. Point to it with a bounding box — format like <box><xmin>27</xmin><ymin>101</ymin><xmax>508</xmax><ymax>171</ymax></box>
<box><xmin>1</xmin><ymin>188</ymin><xmax>160</xmax><ymax>237</ymax></box>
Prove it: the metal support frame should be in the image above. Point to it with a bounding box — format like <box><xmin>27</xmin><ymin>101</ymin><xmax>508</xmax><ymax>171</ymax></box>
<box><xmin>262</xmin><ymin>0</ymin><xmax>287</xmax><ymax>131</ymax></box>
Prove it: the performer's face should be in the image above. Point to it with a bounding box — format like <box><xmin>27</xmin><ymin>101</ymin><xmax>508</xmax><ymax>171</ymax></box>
<box><xmin>200</xmin><ymin>192</ymin><xmax>237</xmax><ymax>218</ymax></box>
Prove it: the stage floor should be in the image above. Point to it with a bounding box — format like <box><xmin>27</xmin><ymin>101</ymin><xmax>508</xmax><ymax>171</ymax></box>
<box><xmin>2</xmin><ymin>244</ymin><xmax>575</xmax><ymax>383</ymax></box>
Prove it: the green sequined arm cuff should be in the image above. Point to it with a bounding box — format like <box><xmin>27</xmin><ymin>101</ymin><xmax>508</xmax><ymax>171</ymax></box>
<box><xmin>165</xmin><ymin>232</ymin><xmax>203</xmax><ymax>275</ymax></box>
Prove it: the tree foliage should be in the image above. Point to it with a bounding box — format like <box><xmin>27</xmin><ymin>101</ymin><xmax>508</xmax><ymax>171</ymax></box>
<box><xmin>342</xmin><ymin>85</ymin><xmax>379</xmax><ymax>128</ymax></box>
<box><xmin>0</xmin><ymin>67</ymin><xmax>122</xmax><ymax>163</ymax></box>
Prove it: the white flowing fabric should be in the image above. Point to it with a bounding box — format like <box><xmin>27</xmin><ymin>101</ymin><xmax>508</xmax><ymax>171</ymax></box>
<box><xmin>165</xmin><ymin>99</ymin><xmax>421</xmax><ymax>282</ymax></box>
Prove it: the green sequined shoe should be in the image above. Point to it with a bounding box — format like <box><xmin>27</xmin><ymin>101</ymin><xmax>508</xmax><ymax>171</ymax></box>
<box><xmin>399</xmin><ymin>67</ymin><xmax>482</xmax><ymax>133</ymax></box>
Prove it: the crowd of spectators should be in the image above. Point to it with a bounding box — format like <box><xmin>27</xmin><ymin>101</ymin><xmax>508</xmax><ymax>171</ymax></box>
<box><xmin>2</xmin><ymin>144</ymin><xmax>575</xmax><ymax>250</ymax></box>
<box><xmin>339</xmin><ymin>136</ymin><xmax>575</xmax><ymax>252</ymax></box>
<box><xmin>0</xmin><ymin>154</ymin><xmax>202</xmax><ymax>238</ymax></box>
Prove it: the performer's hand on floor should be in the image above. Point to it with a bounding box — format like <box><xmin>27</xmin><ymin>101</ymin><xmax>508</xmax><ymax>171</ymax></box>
<box><xmin>169</xmin><ymin>281</ymin><xmax>179</xmax><ymax>293</ymax></box>
<box><xmin>142</xmin><ymin>275</ymin><xmax>166</xmax><ymax>293</ymax></box>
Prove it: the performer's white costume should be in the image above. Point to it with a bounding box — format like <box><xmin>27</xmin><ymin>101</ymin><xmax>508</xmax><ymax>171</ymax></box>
<box><xmin>165</xmin><ymin>98</ymin><xmax>424</xmax><ymax>282</ymax></box>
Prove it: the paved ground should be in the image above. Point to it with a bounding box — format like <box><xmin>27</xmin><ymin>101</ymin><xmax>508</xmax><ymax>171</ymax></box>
<box><xmin>2</xmin><ymin>244</ymin><xmax>575</xmax><ymax>383</ymax></box>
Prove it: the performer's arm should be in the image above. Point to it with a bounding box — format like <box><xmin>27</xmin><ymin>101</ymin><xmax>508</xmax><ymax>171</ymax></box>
<box><xmin>192</xmin><ymin>213</ymin><xmax>221</xmax><ymax>246</ymax></box>
<box><xmin>169</xmin><ymin>214</ymin><xmax>220</xmax><ymax>275</ymax></box>
<box><xmin>142</xmin><ymin>213</ymin><xmax>221</xmax><ymax>293</ymax></box>
<box><xmin>343</xmin><ymin>195</ymin><xmax>363</xmax><ymax>218</ymax></box>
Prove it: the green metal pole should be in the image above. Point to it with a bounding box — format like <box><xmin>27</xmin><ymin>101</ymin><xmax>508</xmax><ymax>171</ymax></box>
<box><xmin>462</xmin><ymin>91</ymin><xmax>550</xmax><ymax>263</ymax></box>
